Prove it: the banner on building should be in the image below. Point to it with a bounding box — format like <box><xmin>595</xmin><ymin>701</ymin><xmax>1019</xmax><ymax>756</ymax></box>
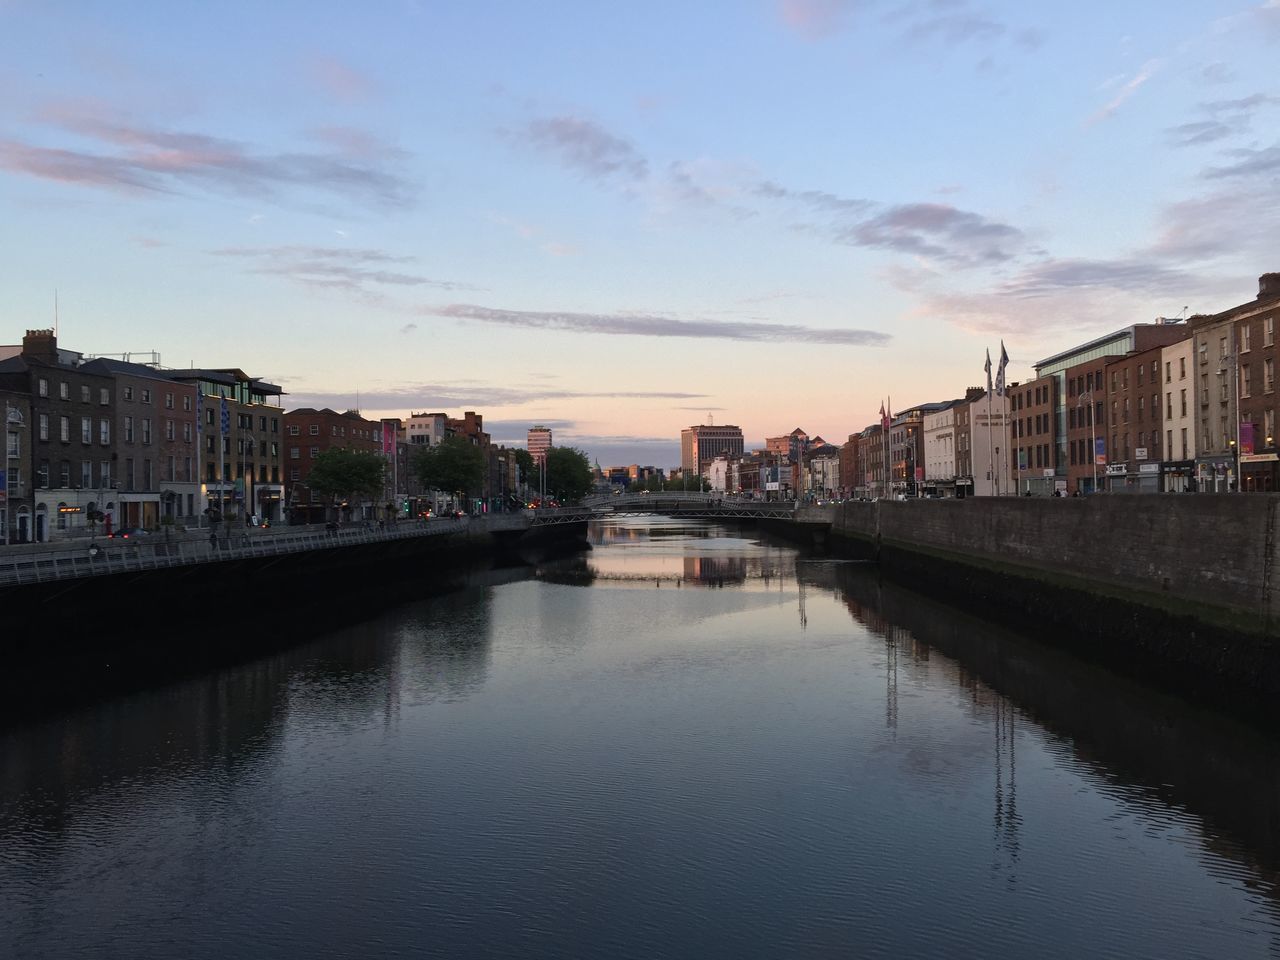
<box><xmin>381</xmin><ymin>419</ymin><xmax>398</xmax><ymax>457</ymax></box>
<box><xmin>1094</xmin><ymin>437</ymin><xmax>1106</xmax><ymax>465</ymax></box>
<box><xmin>1240</xmin><ymin>421</ymin><xmax>1255</xmax><ymax>456</ymax></box>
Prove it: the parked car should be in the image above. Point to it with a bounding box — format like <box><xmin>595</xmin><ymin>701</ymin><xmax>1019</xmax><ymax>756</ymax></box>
<box><xmin>110</xmin><ymin>526</ymin><xmax>149</xmax><ymax>539</ymax></box>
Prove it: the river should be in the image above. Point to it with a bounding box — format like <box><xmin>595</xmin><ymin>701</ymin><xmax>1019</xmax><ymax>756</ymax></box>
<box><xmin>3</xmin><ymin>517</ymin><xmax>1279</xmax><ymax>959</ymax></box>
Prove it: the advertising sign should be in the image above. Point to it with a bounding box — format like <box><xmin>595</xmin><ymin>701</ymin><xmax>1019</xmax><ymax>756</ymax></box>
<box><xmin>1240</xmin><ymin>421</ymin><xmax>1255</xmax><ymax>456</ymax></box>
<box><xmin>1094</xmin><ymin>437</ymin><xmax>1107</xmax><ymax>465</ymax></box>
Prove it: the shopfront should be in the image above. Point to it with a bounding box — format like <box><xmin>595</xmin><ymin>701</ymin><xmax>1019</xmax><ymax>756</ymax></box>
<box><xmin>1161</xmin><ymin>460</ymin><xmax>1195</xmax><ymax>493</ymax></box>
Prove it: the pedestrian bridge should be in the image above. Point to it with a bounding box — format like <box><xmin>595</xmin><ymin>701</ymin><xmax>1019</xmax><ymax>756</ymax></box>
<box><xmin>581</xmin><ymin>492</ymin><xmax>798</xmax><ymax>521</ymax></box>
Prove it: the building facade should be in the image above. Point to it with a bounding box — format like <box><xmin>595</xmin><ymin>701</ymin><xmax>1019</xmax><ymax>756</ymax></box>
<box><xmin>527</xmin><ymin>425</ymin><xmax>553</xmax><ymax>464</ymax></box>
<box><xmin>682</xmin><ymin>424</ymin><xmax>745</xmax><ymax>477</ymax></box>
<box><xmin>1012</xmin><ymin>376</ymin><xmax>1059</xmax><ymax>495</ymax></box>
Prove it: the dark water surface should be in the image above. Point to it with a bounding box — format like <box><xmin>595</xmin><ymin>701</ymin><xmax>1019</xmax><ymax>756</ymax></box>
<box><xmin>4</xmin><ymin>518</ymin><xmax>1280</xmax><ymax>959</ymax></box>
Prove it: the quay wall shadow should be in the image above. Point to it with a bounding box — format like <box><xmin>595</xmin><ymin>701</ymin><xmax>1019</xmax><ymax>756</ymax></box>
<box><xmin>1</xmin><ymin>521</ymin><xmax>587</xmax><ymax>724</ymax></box>
<box><xmin>825</xmin><ymin>496</ymin><xmax>1280</xmax><ymax>725</ymax></box>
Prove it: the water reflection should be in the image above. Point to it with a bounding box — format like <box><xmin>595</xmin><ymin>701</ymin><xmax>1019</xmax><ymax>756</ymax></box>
<box><xmin>4</xmin><ymin>520</ymin><xmax>1280</xmax><ymax>958</ymax></box>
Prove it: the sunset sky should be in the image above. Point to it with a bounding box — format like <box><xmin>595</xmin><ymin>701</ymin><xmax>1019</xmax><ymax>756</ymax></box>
<box><xmin>1</xmin><ymin>1</ymin><xmax>1277</xmax><ymax>466</ymax></box>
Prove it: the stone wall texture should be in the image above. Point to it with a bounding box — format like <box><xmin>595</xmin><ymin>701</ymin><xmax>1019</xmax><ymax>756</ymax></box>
<box><xmin>827</xmin><ymin>495</ymin><xmax>1279</xmax><ymax>635</ymax></box>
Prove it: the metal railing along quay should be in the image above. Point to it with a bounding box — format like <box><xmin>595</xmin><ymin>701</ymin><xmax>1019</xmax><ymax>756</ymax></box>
<box><xmin>0</xmin><ymin>513</ymin><xmax>532</xmax><ymax>588</ymax></box>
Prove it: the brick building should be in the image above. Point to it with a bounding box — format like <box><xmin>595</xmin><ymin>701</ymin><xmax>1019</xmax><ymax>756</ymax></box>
<box><xmin>283</xmin><ymin>407</ymin><xmax>382</xmax><ymax>521</ymax></box>
<box><xmin>1101</xmin><ymin>344</ymin><xmax>1168</xmax><ymax>493</ymax></box>
<box><xmin>1011</xmin><ymin>375</ymin><xmax>1059</xmax><ymax>495</ymax></box>
<box><xmin>1062</xmin><ymin>358</ymin><xmax>1107</xmax><ymax>495</ymax></box>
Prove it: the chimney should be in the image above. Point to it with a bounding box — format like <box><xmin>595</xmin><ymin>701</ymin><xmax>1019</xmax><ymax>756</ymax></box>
<box><xmin>22</xmin><ymin>329</ymin><xmax>58</xmax><ymax>364</ymax></box>
<box><xmin>1260</xmin><ymin>273</ymin><xmax>1280</xmax><ymax>300</ymax></box>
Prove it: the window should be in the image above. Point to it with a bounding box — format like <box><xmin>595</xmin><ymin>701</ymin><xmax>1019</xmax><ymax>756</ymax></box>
<box><xmin>1266</xmin><ymin>358</ymin><xmax>1275</xmax><ymax>393</ymax></box>
<box><xmin>38</xmin><ymin>413</ymin><xmax>49</xmax><ymax>441</ymax></box>
<box><xmin>81</xmin><ymin>384</ymin><xmax>90</xmax><ymax>403</ymax></box>
<box><xmin>1152</xmin><ymin>393</ymin><xmax>1158</xmax><ymax>420</ymax></box>
<box><xmin>166</xmin><ymin>419</ymin><xmax>175</xmax><ymax>441</ymax></box>
<box><xmin>271</xmin><ymin>418</ymin><xmax>278</xmax><ymax>433</ymax></box>
<box><xmin>289</xmin><ymin>425</ymin><xmax>300</xmax><ymax>436</ymax></box>
<box><xmin>123</xmin><ymin>386</ymin><xmax>133</xmax><ymax>401</ymax></box>
<box><xmin>270</xmin><ymin>442</ymin><xmax>278</xmax><ymax>457</ymax></box>
<box><xmin>1199</xmin><ymin>342</ymin><xmax>1208</xmax><ymax>365</ymax></box>
<box><xmin>81</xmin><ymin>417</ymin><xmax>91</xmax><ymax>444</ymax></box>
<box><xmin>1242</xmin><ymin>326</ymin><xmax>1252</xmax><ymax>352</ymax></box>
<box><xmin>259</xmin><ymin>416</ymin><xmax>267</xmax><ymax>431</ymax></box>
<box><xmin>1165</xmin><ymin>362</ymin><xmax>1171</xmax><ymax>383</ymax></box>
<box><xmin>1166</xmin><ymin>393</ymin><xmax>1172</xmax><ymax>419</ymax></box>
<box><xmin>38</xmin><ymin>377</ymin><xmax>48</xmax><ymax>397</ymax></box>
<box><xmin>124</xmin><ymin>416</ymin><xmax>134</xmax><ymax>442</ymax></box>
<box><xmin>59</xmin><ymin>382</ymin><xmax>69</xmax><ymax>400</ymax></box>
<box><xmin>100</xmin><ymin>387</ymin><xmax>110</xmax><ymax>405</ymax></box>
<box><xmin>1220</xmin><ymin>336</ymin><xmax>1228</xmax><ymax>360</ymax></box>
<box><xmin>1180</xmin><ymin>357</ymin><xmax>1186</xmax><ymax>379</ymax></box>
<box><xmin>124</xmin><ymin>458</ymin><xmax>134</xmax><ymax>490</ymax></box>
<box><xmin>141</xmin><ymin>388</ymin><xmax>151</xmax><ymax>403</ymax></box>
<box><xmin>184</xmin><ymin>457</ymin><xmax>192</xmax><ymax>481</ymax></box>
<box><xmin>1138</xmin><ymin>396</ymin><xmax>1144</xmax><ymax>420</ymax></box>
<box><xmin>1201</xmin><ymin>373</ymin><xmax>1209</xmax><ymax>404</ymax></box>
<box><xmin>309</xmin><ymin>424</ymin><xmax>319</xmax><ymax>435</ymax></box>
<box><xmin>1267</xmin><ymin>409</ymin><xmax>1276</xmax><ymax>446</ymax></box>
<box><xmin>168</xmin><ymin>456</ymin><xmax>176</xmax><ymax>481</ymax></box>
<box><xmin>1242</xmin><ymin>364</ymin><xmax>1252</xmax><ymax>398</ymax></box>
<box><xmin>1180</xmin><ymin>389</ymin><xmax>1187</xmax><ymax>417</ymax></box>
<box><xmin>309</xmin><ymin>446</ymin><xmax>319</xmax><ymax>458</ymax></box>
<box><xmin>60</xmin><ymin>461</ymin><xmax>70</xmax><ymax>487</ymax></box>
<box><xmin>99</xmin><ymin>419</ymin><xmax>110</xmax><ymax>444</ymax></box>
<box><xmin>1266</xmin><ymin>317</ymin><xmax>1275</xmax><ymax>348</ymax></box>
<box><xmin>143</xmin><ymin>459</ymin><xmax>152</xmax><ymax>489</ymax></box>
<box><xmin>290</xmin><ymin>468</ymin><xmax>300</xmax><ymax>481</ymax></box>
<box><xmin>182</xmin><ymin>395</ymin><xmax>191</xmax><ymax>411</ymax></box>
<box><xmin>6</xmin><ymin>432</ymin><xmax>17</xmax><ymax>458</ymax></box>
<box><xmin>81</xmin><ymin>461</ymin><xmax>92</xmax><ymax>488</ymax></box>
<box><xmin>60</xmin><ymin>416</ymin><xmax>70</xmax><ymax>442</ymax></box>
<box><xmin>1166</xmin><ymin>430</ymin><xmax>1173</xmax><ymax>453</ymax></box>
<box><xmin>1181</xmin><ymin>428</ymin><xmax>1188</xmax><ymax>460</ymax></box>
<box><xmin>1138</xmin><ymin>365</ymin><xmax>1144</xmax><ymax>387</ymax></box>
<box><xmin>1152</xmin><ymin>361</ymin><xmax>1158</xmax><ymax>381</ymax></box>
<box><xmin>141</xmin><ymin>418</ymin><xmax>151</xmax><ymax>445</ymax></box>
<box><xmin>38</xmin><ymin>459</ymin><xmax>49</xmax><ymax>488</ymax></box>
<box><xmin>165</xmin><ymin>392</ymin><xmax>173</xmax><ymax>409</ymax></box>
<box><xmin>183</xmin><ymin>422</ymin><xmax>192</xmax><ymax>442</ymax></box>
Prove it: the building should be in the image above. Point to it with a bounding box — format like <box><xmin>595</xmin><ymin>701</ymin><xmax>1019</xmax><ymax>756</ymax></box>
<box><xmin>1011</xmin><ymin>376</ymin><xmax>1059</xmax><ymax>495</ymax></box>
<box><xmin>1159</xmin><ymin>337</ymin><xmax>1198</xmax><ymax>492</ymax></box>
<box><xmin>283</xmin><ymin>407</ymin><xmax>383</xmax><ymax>521</ymax></box>
<box><xmin>682</xmin><ymin>423</ymin><xmax>745</xmax><ymax>477</ymax></box>
<box><xmin>405</xmin><ymin>411</ymin><xmax>448</xmax><ymax>447</ymax></box>
<box><xmin>803</xmin><ymin>443</ymin><xmax>840</xmax><ymax>499</ymax></box>
<box><xmin>81</xmin><ymin>357</ymin><xmax>200</xmax><ymax>527</ymax></box>
<box><xmin>923</xmin><ymin>401</ymin><xmax>960</xmax><ymax>496</ymax></box>
<box><xmin>1102</xmin><ymin>344</ymin><xmax>1168</xmax><ymax>493</ymax></box>
<box><xmin>169</xmin><ymin>369</ymin><xmax>285</xmax><ymax>523</ymax></box>
<box><xmin>0</xmin><ymin>330</ymin><xmax>117</xmax><ymax>541</ymax></box>
<box><xmin>965</xmin><ymin>392</ymin><xmax>1012</xmax><ymax>497</ymax></box>
<box><xmin>1062</xmin><ymin>359</ymin><xmax>1107</xmax><ymax>495</ymax></box>
<box><xmin>889</xmin><ymin>403</ymin><xmax>951</xmax><ymax>496</ymax></box>
<box><xmin>950</xmin><ymin>387</ymin><xmax>986</xmax><ymax>497</ymax></box>
<box><xmin>1189</xmin><ymin>273</ymin><xmax>1280</xmax><ymax>492</ymax></box>
<box><xmin>1034</xmin><ymin>320</ymin><xmax>1191</xmax><ymax>491</ymax></box>
<box><xmin>2</xmin><ymin>388</ymin><xmax>32</xmax><ymax>543</ymax></box>
<box><xmin>527</xmin><ymin>425</ymin><xmax>553</xmax><ymax>464</ymax></box>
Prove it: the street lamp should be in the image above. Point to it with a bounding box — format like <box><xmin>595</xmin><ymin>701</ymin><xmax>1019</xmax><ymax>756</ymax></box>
<box><xmin>1221</xmin><ymin>345</ymin><xmax>1242</xmax><ymax>492</ymax></box>
<box><xmin>1077</xmin><ymin>391</ymin><xmax>1098</xmax><ymax>494</ymax></box>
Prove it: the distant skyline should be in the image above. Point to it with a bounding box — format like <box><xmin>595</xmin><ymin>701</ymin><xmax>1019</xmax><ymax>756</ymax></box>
<box><xmin>2</xmin><ymin>1</ymin><xmax>1276</xmax><ymax>467</ymax></box>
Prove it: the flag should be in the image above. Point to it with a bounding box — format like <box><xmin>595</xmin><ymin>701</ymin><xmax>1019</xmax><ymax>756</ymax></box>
<box><xmin>220</xmin><ymin>395</ymin><xmax>230</xmax><ymax>436</ymax></box>
<box><xmin>995</xmin><ymin>341</ymin><xmax>1009</xmax><ymax>397</ymax></box>
<box><xmin>985</xmin><ymin>349</ymin><xmax>993</xmax><ymax>397</ymax></box>
<box><xmin>879</xmin><ymin>400</ymin><xmax>889</xmax><ymax>431</ymax></box>
<box><xmin>196</xmin><ymin>391</ymin><xmax>203</xmax><ymax>433</ymax></box>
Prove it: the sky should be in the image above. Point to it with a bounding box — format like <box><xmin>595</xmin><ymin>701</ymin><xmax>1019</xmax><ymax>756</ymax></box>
<box><xmin>1</xmin><ymin>1</ymin><xmax>1277</xmax><ymax>468</ymax></box>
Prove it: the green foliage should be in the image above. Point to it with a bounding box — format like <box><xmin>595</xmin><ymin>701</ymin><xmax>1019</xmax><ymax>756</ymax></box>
<box><xmin>544</xmin><ymin>446</ymin><xmax>593</xmax><ymax>503</ymax></box>
<box><xmin>513</xmin><ymin>448</ymin><xmax>534</xmax><ymax>484</ymax></box>
<box><xmin>307</xmin><ymin>447</ymin><xmax>387</xmax><ymax>502</ymax></box>
<box><xmin>413</xmin><ymin>436</ymin><xmax>486</xmax><ymax>498</ymax></box>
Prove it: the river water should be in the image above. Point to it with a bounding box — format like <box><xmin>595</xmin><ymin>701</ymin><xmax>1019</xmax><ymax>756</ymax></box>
<box><xmin>4</xmin><ymin>517</ymin><xmax>1280</xmax><ymax>959</ymax></box>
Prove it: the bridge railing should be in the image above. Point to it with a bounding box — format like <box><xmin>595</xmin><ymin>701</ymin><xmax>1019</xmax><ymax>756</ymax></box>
<box><xmin>0</xmin><ymin>514</ymin><xmax>507</xmax><ymax>588</ymax></box>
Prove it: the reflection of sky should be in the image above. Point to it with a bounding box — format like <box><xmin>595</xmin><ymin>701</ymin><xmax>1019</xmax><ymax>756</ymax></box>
<box><xmin>586</xmin><ymin>518</ymin><xmax>792</xmax><ymax>587</ymax></box>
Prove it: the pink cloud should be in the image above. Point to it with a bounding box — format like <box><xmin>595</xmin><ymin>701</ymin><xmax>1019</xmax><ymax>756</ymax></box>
<box><xmin>307</xmin><ymin>56</ymin><xmax>377</xmax><ymax>102</ymax></box>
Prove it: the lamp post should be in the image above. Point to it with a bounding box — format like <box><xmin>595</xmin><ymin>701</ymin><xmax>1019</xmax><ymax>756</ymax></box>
<box><xmin>1077</xmin><ymin>391</ymin><xmax>1097</xmax><ymax>494</ymax></box>
<box><xmin>1221</xmin><ymin>343</ymin><xmax>1242</xmax><ymax>492</ymax></box>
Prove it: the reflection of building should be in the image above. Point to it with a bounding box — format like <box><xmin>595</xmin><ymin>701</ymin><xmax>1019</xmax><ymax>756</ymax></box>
<box><xmin>682</xmin><ymin>554</ymin><xmax>748</xmax><ymax>585</ymax></box>
<box><xmin>682</xmin><ymin>423</ymin><xmax>744</xmax><ymax>476</ymax></box>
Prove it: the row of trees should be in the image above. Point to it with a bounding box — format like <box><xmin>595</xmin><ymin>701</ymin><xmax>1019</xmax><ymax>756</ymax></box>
<box><xmin>302</xmin><ymin>438</ymin><xmax>595</xmax><ymax>511</ymax></box>
<box><xmin>627</xmin><ymin>475</ymin><xmax>711</xmax><ymax>494</ymax></box>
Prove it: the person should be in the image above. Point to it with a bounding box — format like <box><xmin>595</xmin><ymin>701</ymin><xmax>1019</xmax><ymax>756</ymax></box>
<box><xmin>209</xmin><ymin>529</ymin><xmax>218</xmax><ymax>550</ymax></box>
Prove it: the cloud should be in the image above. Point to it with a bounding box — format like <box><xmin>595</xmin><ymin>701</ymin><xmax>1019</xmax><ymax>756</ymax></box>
<box><xmin>0</xmin><ymin>107</ymin><xmax>412</xmax><ymax>208</ymax></box>
<box><xmin>286</xmin><ymin>384</ymin><xmax>710</xmax><ymax>412</ymax></box>
<box><xmin>307</xmin><ymin>56</ymin><xmax>377</xmax><ymax>102</ymax></box>
<box><xmin>839</xmin><ymin>202</ymin><xmax>1025</xmax><ymax>265</ymax></box>
<box><xmin>904</xmin><ymin>11</ymin><xmax>1005</xmax><ymax>45</ymax></box>
<box><xmin>430</xmin><ymin>303</ymin><xmax>890</xmax><ymax>346</ymax></box>
<box><xmin>211</xmin><ymin>246</ymin><xmax>479</xmax><ymax>294</ymax></box>
<box><xmin>1088</xmin><ymin>59</ymin><xmax>1161</xmax><ymax>124</ymax></box>
<box><xmin>779</xmin><ymin>0</ymin><xmax>863</xmax><ymax>39</ymax></box>
<box><xmin>1166</xmin><ymin>120</ymin><xmax>1237</xmax><ymax>147</ymax></box>
<box><xmin>1203</xmin><ymin>144</ymin><xmax>1280</xmax><ymax>179</ymax></box>
<box><xmin>1200</xmin><ymin>62</ymin><xmax>1235</xmax><ymax>84</ymax></box>
<box><xmin>399</xmin><ymin>323</ymin><xmax>417</xmax><ymax>334</ymax></box>
<box><xmin>753</xmin><ymin>179</ymin><xmax>870</xmax><ymax>215</ymax></box>
<box><xmin>520</xmin><ymin>116</ymin><xmax>648</xmax><ymax>181</ymax></box>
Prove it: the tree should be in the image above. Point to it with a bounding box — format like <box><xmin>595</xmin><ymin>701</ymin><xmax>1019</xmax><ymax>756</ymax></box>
<box><xmin>413</xmin><ymin>436</ymin><xmax>486</xmax><ymax>506</ymax></box>
<box><xmin>306</xmin><ymin>448</ymin><xmax>388</xmax><ymax>510</ymax></box>
<box><xmin>513</xmin><ymin>448</ymin><xmax>534</xmax><ymax>489</ymax></box>
<box><xmin>544</xmin><ymin>446</ymin><xmax>593</xmax><ymax>503</ymax></box>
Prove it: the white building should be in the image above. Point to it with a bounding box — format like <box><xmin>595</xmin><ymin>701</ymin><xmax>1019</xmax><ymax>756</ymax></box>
<box><xmin>1160</xmin><ymin>337</ymin><xmax>1197</xmax><ymax>492</ymax></box>
<box><xmin>405</xmin><ymin>411</ymin><xmax>447</xmax><ymax>447</ymax></box>
<box><xmin>923</xmin><ymin>402</ymin><xmax>958</xmax><ymax>494</ymax></box>
<box><xmin>970</xmin><ymin>396</ymin><xmax>1013</xmax><ymax>496</ymax></box>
